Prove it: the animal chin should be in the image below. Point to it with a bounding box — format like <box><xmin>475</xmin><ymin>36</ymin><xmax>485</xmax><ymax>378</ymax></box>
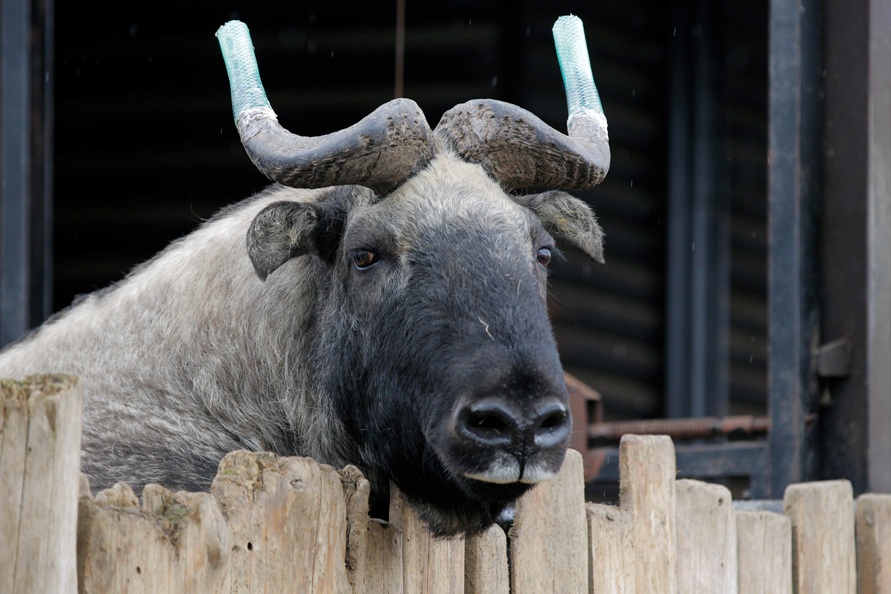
<box><xmin>463</xmin><ymin>461</ymin><xmax>559</xmax><ymax>485</ymax></box>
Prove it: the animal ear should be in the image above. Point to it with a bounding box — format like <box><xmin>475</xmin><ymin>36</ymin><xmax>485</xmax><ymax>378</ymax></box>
<box><xmin>516</xmin><ymin>190</ymin><xmax>605</xmax><ymax>263</ymax></box>
<box><xmin>247</xmin><ymin>201</ymin><xmax>324</xmax><ymax>280</ymax></box>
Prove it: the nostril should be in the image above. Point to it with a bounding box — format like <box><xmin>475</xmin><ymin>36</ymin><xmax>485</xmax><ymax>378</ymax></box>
<box><xmin>456</xmin><ymin>401</ymin><xmax>519</xmax><ymax>446</ymax></box>
<box><xmin>532</xmin><ymin>404</ymin><xmax>571</xmax><ymax>449</ymax></box>
<box><xmin>539</xmin><ymin>410</ymin><xmax>567</xmax><ymax>430</ymax></box>
<box><xmin>469</xmin><ymin>410</ymin><xmax>511</xmax><ymax>434</ymax></box>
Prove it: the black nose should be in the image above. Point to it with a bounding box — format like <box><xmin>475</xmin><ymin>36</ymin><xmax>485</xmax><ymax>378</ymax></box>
<box><xmin>454</xmin><ymin>397</ymin><xmax>571</xmax><ymax>452</ymax></box>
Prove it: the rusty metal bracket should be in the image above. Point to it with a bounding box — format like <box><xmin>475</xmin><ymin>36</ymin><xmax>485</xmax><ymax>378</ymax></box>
<box><xmin>565</xmin><ymin>372</ymin><xmax>603</xmax><ymax>454</ymax></box>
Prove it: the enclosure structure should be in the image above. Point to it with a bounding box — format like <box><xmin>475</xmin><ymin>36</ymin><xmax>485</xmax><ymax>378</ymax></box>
<box><xmin>1</xmin><ymin>0</ymin><xmax>888</xmax><ymax>505</ymax></box>
<box><xmin>3</xmin><ymin>376</ymin><xmax>890</xmax><ymax>593</ymax></box>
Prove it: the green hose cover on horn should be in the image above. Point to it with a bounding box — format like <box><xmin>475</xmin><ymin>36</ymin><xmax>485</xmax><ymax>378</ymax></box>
<box><xmin>216</xmin><ymin>20</ymin><xmax>272</xmax><ymax>120</ymax></box>
<box><xmin>552</xmin><ymin>15</ymin><xmax>604</xmax><ymax>119</ymax></box>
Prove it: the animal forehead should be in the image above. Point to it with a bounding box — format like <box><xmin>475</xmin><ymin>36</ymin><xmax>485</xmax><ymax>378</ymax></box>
<box><xmin>351</xmin><ymin>155</ymin><xmax>536</xmax><ymax>243</ymax></box>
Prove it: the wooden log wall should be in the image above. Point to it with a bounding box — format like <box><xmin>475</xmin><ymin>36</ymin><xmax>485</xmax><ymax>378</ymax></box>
<box><xmin>4</xmin><ymin>376</ymin><xmax>891</xmax><ymax>593</ymax></box>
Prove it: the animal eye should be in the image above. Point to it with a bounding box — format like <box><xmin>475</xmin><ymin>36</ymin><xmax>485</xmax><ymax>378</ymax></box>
<box><xmin>536</xmin><ymin>247</ymin><xmax>553</xmax><ymax>268</ymax></box>
<box><xmin>351</xmin><ymin>249</ymin><xmax>379</xmax><ymax>270</ymax></box>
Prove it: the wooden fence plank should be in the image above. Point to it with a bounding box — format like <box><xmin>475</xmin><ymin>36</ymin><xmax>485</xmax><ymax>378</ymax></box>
<box><xmin>676</xmin><ymin>480</ymin><xmax>737</xmax><ymax>594</ymax></box>
<box><xmin>510</xmin><ymin>449</ymin><xmax>587</xmax><ymax>594</ymax></box>
<box><xmin>784</xmin><ymin>480</ymin><xmax>856</xmax><ymax>594</ymax></box>
<box><xmin>341</xmin><ymin>465</ymin><xmax>403</xmax><ymax>593</ymax></box>
<box><xmin>736</xmin><ymin>510</ymin><xmax>792</xmax><ymax>594</ymax></box>
<box><xmin>1</xmin><ymin>376</ymin><xmax>82</xmax><ymax>594</ymax></box>
<box><xmin>143</xmin><ymin>488</ymin><xmax>231</xmax><ymax>594</ymax></box>
<box><xmin>586</xmin><ymin>503</ymin><xmax>633</xmax><ymax>593</ymax></box>
<box><xmin>79</xmin><ymin>481</ymin><xmax>169</xmax><ymax>594</ymax></box>
<box><xmin>465</xmin><ymin>525</ymin><xmax>509</xmax><ymax>594</ymax></box>
<box><xmin>210</xmin><ymin>451</ymin><xmax>275</xmax><ymax>593</ymax></box>
<box><xmin>619</xmin><ymin>435</ymin><xmax>677</xmax><ymax>594</ymax></box>
<box><xmin>856</xmin><ymin>494</ymin><xmax>891</xmax><ymax>594</ymax></box>
<box><xmin>78</xmin><ymin>481</ymin><xmax>232</xmax><ymax>594</ymax></box>
<box><xmin>19</xmin><ymin>409</ymin><xmax>891</xmax><ymax>594</ymax></box>
<box><xmin>211</xmin><ymin>451</ymin><xmax>350</xmax><ymax>594</ymax></box>
<box><xmin>390</xmin><ymin>485</ymin><xmax>465</xmax><ymax>594</ymax></box>
<box><xmin>1</xmin><ymin>379</ymin><xmax>34</xmax><ymax>594</ymax></box>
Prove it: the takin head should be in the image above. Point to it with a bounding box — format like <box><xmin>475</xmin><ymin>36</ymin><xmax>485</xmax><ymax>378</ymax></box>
<box><xmin>220</xmin><ymin>18</ymin><xmax>610</xmax><ymax>536</ymax></box>
<box><xmin>246</xmin><ymin>156</ymin><xmax>604</xmax><ymax>536</ymax></box>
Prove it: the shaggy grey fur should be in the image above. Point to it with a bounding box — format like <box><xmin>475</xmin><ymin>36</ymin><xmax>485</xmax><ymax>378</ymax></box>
<box><xmin>0</xmin><ymin>151</ymin><xmax>603</xmax><ymax>535</ymax></box>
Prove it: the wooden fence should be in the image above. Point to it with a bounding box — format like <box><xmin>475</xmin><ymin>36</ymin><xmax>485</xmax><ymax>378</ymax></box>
<box><xmin>3</xmin><ymin>376</ymin><xmax>891</xmax><ymax>593</ymax></box>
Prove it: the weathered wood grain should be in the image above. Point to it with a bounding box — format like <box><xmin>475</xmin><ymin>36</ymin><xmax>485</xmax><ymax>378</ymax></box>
<box><xmin>464</xmin><ymin>524</ymin><xmax>509</xmax><ymax>594</ymax></box>
<box><xmin>509</xmin><ymin>449</ymin><xmax>587</xmax><ymax>594</ymax></box>
<box><xmin>144</xmin><ymin>487</ymin><xmax>231</xmax><ymax>593</ymax></box>
<box><xmin>389</xmin><ymin>485</ymin><xmax>465</xmax><ymax>594</ymax></box>
<box><xmin>78</xmin><ymin>481</ymin><xmax>157</xmax><ymax>594</ymax></box>
<box><xmin>855</xmin><ymin>494</ymin><xmax>891</xmax><ymax>594</ymax></box>
<box><xmin>1</xmin><ymin>376</ymin><xmax>82</xmax><ymax>594</ymax></box>
<box><xmin>12</xmin><ymin>410</ymin><xmax>886</xmax><ymax>594</ymax></box>
<box><xmin>675</xmin><ymin>479</ymin><xmax>737</xmax><ymax>594</ymax></box>
<box><xmin>784</xmin><ymin>480</ymin><xmax>856</xmax><ymax>594</ymax></box>
<box><xmin>211</xmin><ymin>450</ymin><xmax>351</xmax><ymax>594</ymax></box>
<box><xmin>341</xmin><ymin>465</ymin><xmax>403</xmax><ymax>593</ymax></box>
<box><xmin>736</xmin><ymin>510</ymin><xmax>792</xmax><ymax>594</ymax></box>
<box><xmin>78</xmin><ymin>481</ymin><xmax>231</xmax><ymax>594</ymax></box>
<box><xmin>586</xmin><ymin>503</ymin><xmax>633</xmax><ymax>593</ymax></box>
<box><xmin>619</xmin><ymin>435</ymin><xmax>677</xmax><ymax>594</ymax></box>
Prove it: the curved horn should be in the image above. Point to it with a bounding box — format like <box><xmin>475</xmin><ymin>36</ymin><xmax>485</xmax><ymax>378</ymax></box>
<box><xmin>434</xmin><ymin>16</ymin><xmax>609</xmax><ymax>192</ymax></box>
<box><xmin>217</xmin><ymin>21</ymin><xmax>435</xmax><ymax>195</ymax></box>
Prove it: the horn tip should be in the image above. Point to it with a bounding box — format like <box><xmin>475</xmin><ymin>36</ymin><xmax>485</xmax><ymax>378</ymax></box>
<box><xmin>552</xmin><ymin>15</ymin><xmax>604</xmax><ymax>119</ymax></box>
<box><xmin>216</xmin><ymin>19</ymin><xmax>247</xmax><ymax>39</ymax></box>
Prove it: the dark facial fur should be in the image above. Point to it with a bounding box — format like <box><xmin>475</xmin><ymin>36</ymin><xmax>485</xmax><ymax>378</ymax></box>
<box><xmin>253</xmin><ymin>156</ymin><xmax>603</xmax><ymax>536</ymax></box>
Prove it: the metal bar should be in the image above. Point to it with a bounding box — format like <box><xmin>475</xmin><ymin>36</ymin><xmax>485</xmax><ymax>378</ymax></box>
<box><xmin>689</xmin><ymin>0</ymin><xmax>730</xmax><ymax>418</ymax></box>
<box><xmin>664</xmin><ymin>0</ymin><xmax>694</xmax><ymax>418</ymax></box>
<box><xmin>821</xmin><ymin>0</ymin><xmax>891</xmax><ymax>494</ymax></box>
<box><xmin>665</xmin><ymin>0</ymin><xmax>731</xmax><ymax>418</ymax></box>
<box><xmin>1</xmin><ymin>0</ymin><xmax>33</xmax><ymax>347</ymax></box>
<box><xmin>767</xmin><ymin>0</ymin><xmax>823</xmax><ymax>497</ymax></box>
<box><xmin>589</xmin><ymin>415</ymin><xmax>769</xmax><ymax>443</ymax></box>
<box><xmin>30</xmin><ymin>0</ymin><xmax>54</xmax><ymax>327</ymax></box>
<box><xmin>0</xmin><ymin>0</ymin><xmax>52</xmax><ymax>347</ymax></box>
<box><xmin>865</xmin><ymin>0</ymin><xmax>891</xmax><ymax>495</ymax></box>
<box><xmin>675</xmin><ymin>442</ymin><xmax>769</xmax><ymax>481</ymax></box>
<box><xmin>585</xmin><ymin>441</ymin><xmax>769</xmax><ymax>484</ymax></box>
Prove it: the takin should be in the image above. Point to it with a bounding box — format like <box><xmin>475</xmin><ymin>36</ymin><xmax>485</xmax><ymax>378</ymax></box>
<box><xmin>0</xmin><ymin>18</ymin><xmax>610</xmax><ymax>537</ymax></box>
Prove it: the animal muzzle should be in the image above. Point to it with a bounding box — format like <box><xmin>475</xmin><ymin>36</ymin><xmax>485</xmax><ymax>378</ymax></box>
<box><xmin>448</xmin><ymin>382</ymin><xmax>571</xmax><ymax>486</ymax></box>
